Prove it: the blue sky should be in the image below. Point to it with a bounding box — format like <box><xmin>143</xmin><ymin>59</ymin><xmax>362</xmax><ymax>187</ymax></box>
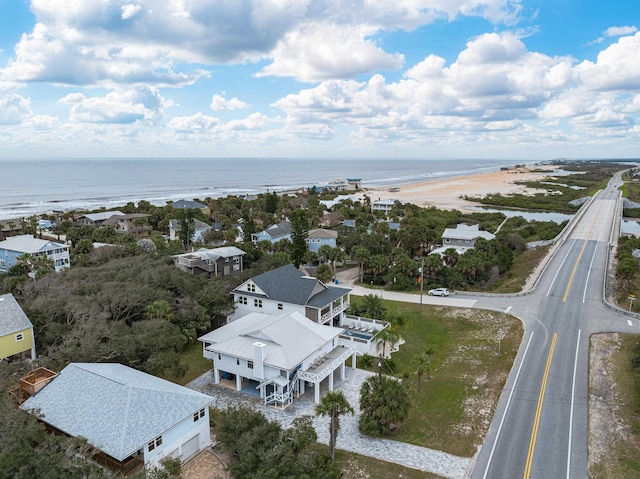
<box><xmin>0</xmin><ymin>0</ymin><xmax>638</xmax><ymax>159</ymax></box>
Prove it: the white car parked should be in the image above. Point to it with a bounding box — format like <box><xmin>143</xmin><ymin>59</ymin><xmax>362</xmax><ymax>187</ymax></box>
<box><xmin>428</xmin><ymin>288</ymin><xmax>449</xmax><ymax>297</ymax></box>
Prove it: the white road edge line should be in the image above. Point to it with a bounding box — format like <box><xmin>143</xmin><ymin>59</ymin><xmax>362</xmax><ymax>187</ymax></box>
<box><xmin>505</xmin><ymin>306</ymin><xmax>512</xmax><ymax>314</ymax></box>
<box><xmin>567</xmin><ymin>329</ymin><xmax>581</xmax><ymax>479</ymax></box>
<box><xmin>547</xmin><ymin>238</ymin><xmax>579</xmax><ymax>297</ymax></box>
<box><xmin>628</xmin><ymin>320</ymin><xmax>633</xmax><ymax>327</ymax></box>
<box><xmin>582</xmin><ymin>200</ymin><xmax>612</xmax><ymax>303</ymax></box>
<box><xmin>482</xmin><ymin>331</ymin><xmax>535</xmax><ymax>479</ymax></box>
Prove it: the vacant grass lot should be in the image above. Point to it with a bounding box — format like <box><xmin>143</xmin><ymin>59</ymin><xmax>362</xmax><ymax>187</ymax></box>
<box><xmin>352</xmin><ymin>298</ymin><xmax>523</xmax><ymax>457</ymax></box>
<box><xmin>590</xmin><ymin>333</ymin><xmax>640</xmax><ymax>478</ymax></box>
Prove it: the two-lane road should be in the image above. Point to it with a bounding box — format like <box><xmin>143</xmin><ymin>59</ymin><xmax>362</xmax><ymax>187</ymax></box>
<box><xmin>472</xmin><ymin>173</ymin><xmax>637</xmax><ymax>479</ymax></box>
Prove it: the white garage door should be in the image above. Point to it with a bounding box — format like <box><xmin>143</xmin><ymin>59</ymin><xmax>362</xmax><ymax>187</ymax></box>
<box><xmin>181</xmin><ymin>434</ymin><xmax>200</xmax><ymax>461</ymax></box>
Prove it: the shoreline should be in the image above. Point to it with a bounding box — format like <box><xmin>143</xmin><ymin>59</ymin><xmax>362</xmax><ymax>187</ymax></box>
<box><xmin>0</xmin><ymin>163</ymin><xmax>555</xmax><ymax>222</ymax></box>
<box><xmin>355</xmin><ymin>165</ymin><xmax>558</xmax><ymax>211</ymax></box>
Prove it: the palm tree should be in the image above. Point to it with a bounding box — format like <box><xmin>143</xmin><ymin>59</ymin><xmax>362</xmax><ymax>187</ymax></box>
<box><xmin>374</xmin><ymin>326</ymin><xmax>401</xmax><ymax>358</ymax></box>
<box><xmin>351</xmin><ymin>246</ymin><xmax>370</xmax><ymax>283</ymax></box>
<box><xmin>361</xmin><ymin>293</ymin><xmax>386</xmax><ymax>319</ymax></box>
<box><xmin>15</xmin><ymin>253</ymin><xmax>33</xmax><ymax>278</ymax></box>
<box><xmin>315</xmin><ymin>390</ymin><xmax>354</xmax><ymax>463</ymax></box>
<box><xmin>424</xmin><ymin>347</ymin><xmax>435</xmax><ymax>380</ymax></box>
<box><xmin>359</xmin><ymin>376</ymin><xmax>410</xmax><ymax>437</ymax></box>
<box><xmin>414</xmin><ymin>353</ymin><xmax>428</xmax><ymax>392</ymax></box>
<box><xmin>145</xmin><ymin>300</ymin><xmax>175</xmax><ymax>321</ymax></box>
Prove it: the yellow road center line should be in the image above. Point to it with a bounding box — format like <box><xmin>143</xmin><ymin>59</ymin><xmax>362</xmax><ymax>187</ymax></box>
<box><xmin>523</xmin><ymin>333</ymin><xmax>558</xmax><ymax>479</ymax></box>
<box><xmin>562</xmin><ymin>205</ymin><xmax>602</xmax><ymax>302</ymax></box>
<box><xmin>562</xmin><ymin>239</ymin><xmax>589</xmax><ymax>302</ymax></box>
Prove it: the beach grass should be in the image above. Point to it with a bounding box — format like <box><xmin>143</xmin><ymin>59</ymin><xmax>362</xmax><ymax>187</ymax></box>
<box><xmin>589</xmin><ymin>334</ymin><xmax>640</xmax><ymax>478</ymax></box>
<box><xmin>352</xmin><ymin>298</ymin><xmax>523</xmax><ymax>457</ymax></box>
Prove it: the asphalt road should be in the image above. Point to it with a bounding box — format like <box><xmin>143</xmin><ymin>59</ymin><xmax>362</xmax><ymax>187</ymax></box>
<box><xmin>337</xmin><ymin>171</ymin><xmax>637</xmax><ymax>478</ymax></box>
<box><xmin>470</xmin><ymin>172</ymin><xmax>639</xmax><ymax>479</ymax></box>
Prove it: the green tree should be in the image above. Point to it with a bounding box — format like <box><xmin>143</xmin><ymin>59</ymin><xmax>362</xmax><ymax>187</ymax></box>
<box><xmin>352</xmin><ymin>246</ymin><xmax>370</xmax><ymax>283</ymax></box>
<box><xmin>315</xmin><ymin>390</ymin><xmax>354</xmax><ymax>463</ymax></box>
<box><xmin>374</xmin><ymin>326</ymin><xmax>401</xmax><ymax>358</ymax></box>
<box><xmin>361</xmin><ymin>293</ymin><xmax>386</xmax><ymax>319</ymax></box>
<box><xmin>359</xmin><ymin>375</ymin><xmax>410</xmax><ymax>437</ymax></box>
<box><xmin>316</xmin><ymin>263</ymin><xmax>332</xmax><ymax>283</ymax></box>
<box><xmin>414</xmin><ymin>352</ymin><xmax>428</xmax><ymax>392</ymax></box>
<box><xmin>318</xmin><ymin>245</ymin><xmax>344</xmax><ymax>280</ymax></box>
<box><xmin>145</xmin><ymin>299</ymin><xmax>175</xmax><ymax>321</ymax></box>
<box><xmin>289</xmin><ymin>209</ymin><xmax>309</xmax><ymax>268</ymax></box>
<box><xmin>178</xmin><ymin>210</ymin><xmax>196</xmax><ymax>249</ymax></box>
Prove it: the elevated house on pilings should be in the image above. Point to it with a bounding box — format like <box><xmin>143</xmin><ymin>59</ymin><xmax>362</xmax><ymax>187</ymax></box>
<box><xmin>198</xmin><ymin>311</ymin><xmax>358</xmax><ymax>406</ymax></box>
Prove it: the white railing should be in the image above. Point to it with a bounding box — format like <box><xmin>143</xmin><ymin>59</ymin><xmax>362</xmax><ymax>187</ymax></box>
<box><xmin>320</xmin><ymin>301</ymin><xmax>350</xmax><ymax>322</ymax></box>
<box><xmin>298</xmin><ymin>348</ymin><xmax>355</xmax><ymax>383</ymax></box>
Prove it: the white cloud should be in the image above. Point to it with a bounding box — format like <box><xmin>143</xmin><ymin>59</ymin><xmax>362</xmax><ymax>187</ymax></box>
<box><xmin>59</xmin><ymin>86</ymin><xmax>171</xmax><ymax>124</ymax></box>
<box><xmin>168</xmin><ymin>113</ymin><xmax>220</xmax><ymax>132</ymax></box>
<box><xmin>577</xmin><ymin>32</ymin><xmax>640</xmax><ymax>91</ymax></box>
<box><xmin>1</xmin><ymin>0</ymin><xmax>526</xmax><ymax>87</ymax></box>
<box><xmin>223</xmin><ymin>112</ymin><xmax>268</xmax><ymax>130</ymax></box>
<box><xmin>121</xmin><ymin>4</ymin><xmax>143</xmax><ymax>20</ymax></box>
<box><xmin>605</xmin><ymin>25</ymin><xmax>638</xmax><ymax>37</ymax></box>
<box><xmin>210</xmin><ymin>93</ymin><xmax>250</xmax><ymax>111</ymax></box>
<box><xmin>0</xmin><ymin>92</ymin><xmax>31</xmax><ymax>124</ymax></box>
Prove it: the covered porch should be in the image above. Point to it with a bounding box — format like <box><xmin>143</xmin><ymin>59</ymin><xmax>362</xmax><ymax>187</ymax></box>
<box><xmin>297</xmin><ymin>345</ymin><xmax>357</xmax><ymax>403</ymax></box>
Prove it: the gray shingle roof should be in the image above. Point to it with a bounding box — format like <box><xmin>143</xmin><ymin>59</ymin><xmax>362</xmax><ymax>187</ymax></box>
<box><xmin>0</xmin><ymin>293</ymin><xmax>32</xmax><ymax>336</ymax></box>
<box><xmin>170</xmin><ymin>200</ymin><xmax>207</xmax><ymax>209</ymax></box>
<box><xmin>262</xmin><ymin>221</ymin><xmax>291</xmax><ymax>239</ymax></box>
<box><xmin>240</xmin><ymin>264</ymin><xmax>350</xmax><ymax>307</ymax></box>
<box><xmin>20</xmin><ymin>363</ymin><xmax>212</xmax><ymax>461</ymax></box>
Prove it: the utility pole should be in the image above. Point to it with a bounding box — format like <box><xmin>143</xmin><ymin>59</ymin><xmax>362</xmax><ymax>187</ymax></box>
<box><xmin>419</xmin><ymin>257</ymin><xmax>424</xmax><ymax>307</ymax></box>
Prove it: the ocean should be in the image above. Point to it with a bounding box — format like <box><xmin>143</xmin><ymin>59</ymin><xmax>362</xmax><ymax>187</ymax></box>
<box><xmin>1</xmin><ymin>158</ymin><xmax>528</xmax><ymax>220</ymax></box>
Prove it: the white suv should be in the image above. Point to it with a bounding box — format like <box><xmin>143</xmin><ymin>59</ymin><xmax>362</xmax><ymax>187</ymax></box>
<box><xmin>428</xmin><ymin>288</ymin><xmax>449</xmax><ymax>297</ymax></box>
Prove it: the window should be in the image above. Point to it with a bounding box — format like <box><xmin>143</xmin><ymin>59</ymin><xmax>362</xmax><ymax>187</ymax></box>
<box><xmin>248</xmin><ymin>361</ymin><xmax>254</xmax><ymax>369</ymax></box>
<box><xmin>254</xmin><ymin>299</ymin><xmax>262</xmax><ymax>308</ymax></box>
<box><xmin>247</xmin><ymin>283</ymin><xmax>255</xmax><ymax>292</ymax></box>
<box><xmin>277</xmin><ymin>303</ymin><xmax>283</xmax><ymax>310</ymax></box>
<box><xmin>240</xmin><ymin>297</ymin><xmax>247</xmax><ymax>305</ymax></box>
<box><xmin>237</xmin><ymin>358</ymin><xmax>240</xmax><ymax>365</ymax></box>
<box><xmin>217</xmin><ymin>353</ymin><xmax>221</xmax><ymax>360</ymax></box>
<box><xmin>148</xmin><ymin>436</ymin><xmax>162</xmax><ymax>451</ymax></box>
<box><xmin>193</xmin><ymin>408</ymin><xmax>205</xmax><ymax>422</ymax></box>
<box><xmin>15</xmin><ymin>333</ymin><xmax>23</xmax><ymax>341</ymax></box>
<box><xmin>0</xmin><ymin>259</ymin><xmax>4</xmax><ymax>267</ymax></box>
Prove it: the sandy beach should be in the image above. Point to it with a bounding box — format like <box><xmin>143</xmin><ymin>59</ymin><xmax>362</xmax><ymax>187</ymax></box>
<box><xmin>358</xmin><ymin>165</ymin><xmax>558</xmax><ymax>211</ymax></box>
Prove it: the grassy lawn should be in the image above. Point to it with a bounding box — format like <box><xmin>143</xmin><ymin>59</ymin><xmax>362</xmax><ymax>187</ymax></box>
<box><xmin>163</xmin><ymin>340</ymin><xmax>211</xmax><ymax>386</ymax></box>
<box><xmin>352</xmin><ymin>298</ymin><xmax>523</xmax><ymax>457</ymax></box>
<box><xmin>590</xmin><ymin>334</ymin><xmax>640</xmax><ymax>478</ymax></box>
<box><xmin>334</xmin><ymin>448</ymin><xmax>443</xmax><ymax>479</ymax></box>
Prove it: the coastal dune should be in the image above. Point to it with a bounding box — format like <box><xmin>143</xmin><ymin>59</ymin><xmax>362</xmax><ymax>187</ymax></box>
<box><xmin>358</xmin><ymin>166</ymin><xmax>558</xmax><ymax>211</ymax></box>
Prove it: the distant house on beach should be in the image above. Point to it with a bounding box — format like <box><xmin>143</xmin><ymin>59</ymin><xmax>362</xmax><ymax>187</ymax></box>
<box><xmin>103</xmin><ymin>213</ymin><xmax>151</xmax><ymax>238</ymax></box>
<box><xmin>168</xmin><ymin>199</ymin><xmax>209</xmax><ymax>216</ymax></box>
<box><xmin>0</xmin><ymin>234</ymin><xmax>70</xmax><ymax>274</ymax></box>
<box><xmin>168</xmin><ymin>218</ymin><xmax>212</xmax><ymax>244</ymax></box>
<box><xmin>430</xmin><ymin>224</ymin><xmax>496</xmax><ymax>256</ymax></box>
<box><xmin>307</xmin><ymin>229</ymin><xmax>338</xmax><ymax>253</ymax></box>
<box><xmin>171</xmin><ymin>246</ymin><xmax>245</xmax><ymax>277</ymax></box>
<box><xmin>251</xmin><ymin>221</ymin><xmax>292</xmax><ymax>244</ymax></box>
<box><xmin>76</xmin><ymin>210</ymin><xmax>125</xmax><ymax>227</ymax></box>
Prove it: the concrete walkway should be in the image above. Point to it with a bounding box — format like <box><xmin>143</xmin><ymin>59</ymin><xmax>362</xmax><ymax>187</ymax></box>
<box><xmin>188</xmin><ymin>368</ymin><xmax>471</xmax><ymax>479</ymax></box>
